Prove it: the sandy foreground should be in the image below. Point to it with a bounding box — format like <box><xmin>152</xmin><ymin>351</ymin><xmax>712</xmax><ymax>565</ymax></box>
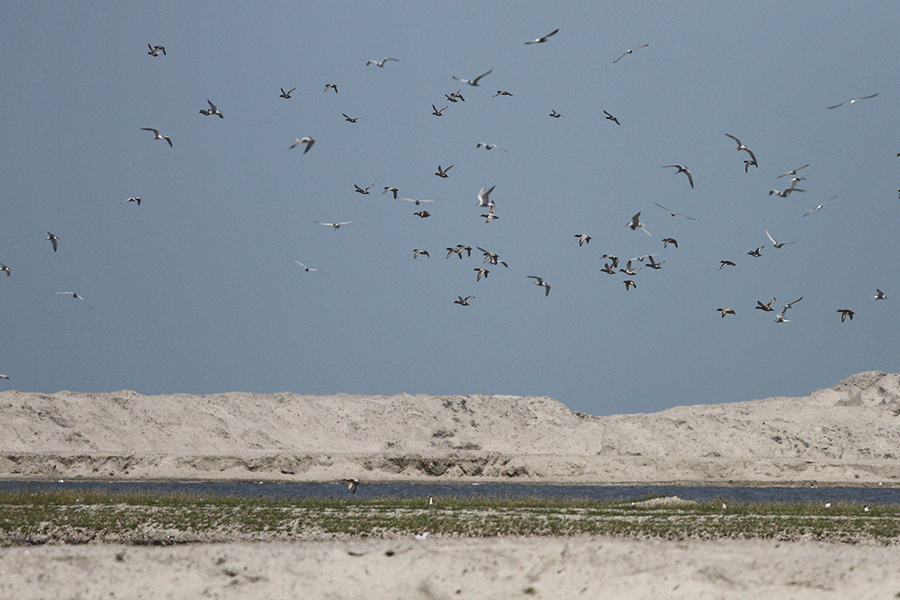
<box><xmin>1</xmin><ymin>371</ymin><xmax>899</xmax><ymax>598</ymax></box>
<box><xmin>1</xmin><ymin>537</ymin><xmax>899</xmax><ymax>600</ymax></box>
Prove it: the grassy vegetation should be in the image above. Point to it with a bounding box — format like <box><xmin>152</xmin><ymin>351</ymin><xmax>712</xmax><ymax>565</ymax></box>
<box><xmin>0</xmin><ymin>490</ymin><xmax>898</xmax><ymax>545</ymax></box>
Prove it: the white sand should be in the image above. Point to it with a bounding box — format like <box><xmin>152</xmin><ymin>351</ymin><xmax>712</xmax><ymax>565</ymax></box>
<box><xmin>2</xmin><ymin>371</ymin><xmax>899</xmax><ymax>599</ymax></box>
<box><xmin>2</xmin><ymin>537</ymin><xmax>899</xmax><ymax>599</ymax></box>
<box><xmin>1</xmin><ymin>370</ymin><xmax>898</xmax><ymax>484</ymax></box>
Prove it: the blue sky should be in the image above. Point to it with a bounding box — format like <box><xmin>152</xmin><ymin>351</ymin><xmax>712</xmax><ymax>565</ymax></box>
<box><xmin>1</xmin><ymin>1</ymin><xmax>897</xmax><ymax>415</ymax></box>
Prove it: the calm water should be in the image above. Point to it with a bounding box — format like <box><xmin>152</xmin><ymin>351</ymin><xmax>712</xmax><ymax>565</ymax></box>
<box><xmin>1</xmin><ymin>481</ymin><xmax>898</xmax><ymax>505</ymax></box>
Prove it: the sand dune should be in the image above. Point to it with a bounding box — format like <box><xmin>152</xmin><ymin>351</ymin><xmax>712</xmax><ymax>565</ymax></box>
<box><xmin>1</xmin><ymin>370</ymin><xmax>898</xmax><ymax>484</ymax></box>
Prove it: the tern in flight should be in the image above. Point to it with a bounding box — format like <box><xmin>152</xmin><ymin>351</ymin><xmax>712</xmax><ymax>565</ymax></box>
<box><xmin>654</xmin><ymin>202</ymin><xmax>695</xmax><ymax>220</ymax></box>
<box><xmin>827</xmin><ymin>93</ymin><xmax>878</xmax><ymax>109</ymax></box>
<box><xmin>280</xmin><ymin>87</ymin><xmax>296</xmax><ymax>98</ymax></box>
<box><xmin>603</xmin><ymin>110</ymin><xmax>620</xmax><ymax>125</ymax></box>
<box><xmin>775</xmin><ymin>297</ymin><xmax>803</xmax><ymax>322</ymax></box>
<box><xmin>53</xmin><ymin>291</ymin><xmax>93</xmax><ymax>309</ymax></box>
<box><xmin>765</xmin><ymin>228</ymin><xmax>797</xmax><ymax>248</ymax></box>
<box><xmin>400</xmin><ymin>197</ymin><xmax>436</xmax><ymax>206</ymax></box>
<box><xmin>452</xmin><ymin>69</ymin><xmax>493</xmax><ymax>86</ymax></box>
<box><xmin>294</xmin><ymin>260</ymin><xmax>323</xmax><ymax>273</ymax></box>
<box><xmin>141</xmin><ymin>128</ymin><xmax>172</xmax><ymax>147</ymax></box>
<box><xmin>612</xmin><ymin>44</ymin><xmax>649</xmax><ymax>63</ymax></box>
<box><xmin>289</xmin><ymin>137</ymin><xmax>315</xmax><ymax>153</ymax></box>
<box><xmin>118</xmin><ymin>197</ymin><xmax>141</xmax><ymax>206</ymax></box>
<box><xmin>725</xmin><ymin>133</ymin><xmax>757</xmax><ymax>164</ymax></box>
<box><xmin>525</xmin><ymin>28</ymin><xmax>559</xmax><ymax>44</ymax></box>
<box><xmin>662</xmin><ymin>164</ymin><xmax>693</xmax><ymax>188</ymax></box>
<box><xmin>769</xmin><ymin>187</ymin><xmax>804</xmax><ymax>197</ymax></box>
<box><xmin>45</xmin><ymin>232</ymin><xmax>59</xmax><ymax>252</ymax></box>
<box><xmin>366</xmin><ymin>57</ymin><xmax>398</xmax><ymax>67</ymax></box>
<box><xmin>476</xmin><ymin>185</ymin><xmax>495</xmax><ymax>207</ymax></box>
<box><xmin>777</xmin><ymin>164</ymin><xmax>809</xmax><ymax>178</ymax></box>
<box><xmin>476</xmin><ymin>142</ymin><xmax>508</xmax><ymax>152</ymax></box>
<box><xmin>314</xmin><ymin>220</ymin><xmax>353</xmax><ymax>230</ymax></box>
<box><xmin>802</xmin><ymin>196</ymin><xmax>837</xmax><ymax>217</ymax></box>
<box><xmin>626</xmin><ymin>212</ymin><xmax>652</xmax><ymax>236</ymax></box>
<box><xmin>527</xmin><ymin>276</ymin><xmax>551</xmax><ymax>296</ymax></box>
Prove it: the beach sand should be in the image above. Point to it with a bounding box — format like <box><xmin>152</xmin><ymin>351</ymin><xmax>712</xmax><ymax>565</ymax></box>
<box><xmin>1</xmin><ymin>370</ymin><xmax>898</xmax><ymax>598</ymax></box>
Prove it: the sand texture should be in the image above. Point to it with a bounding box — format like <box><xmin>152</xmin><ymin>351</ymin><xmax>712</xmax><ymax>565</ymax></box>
<box><xmin>1</xmin><ymin>370</ymin><xmax>899</xmax><ymax>484</ymax></box>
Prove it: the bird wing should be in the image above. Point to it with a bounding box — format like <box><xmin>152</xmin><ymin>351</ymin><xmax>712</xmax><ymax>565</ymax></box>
<box><xmin>765</xmin><ymin>228</ymin><xmax>777</xmax><ymax>245</ymax></box>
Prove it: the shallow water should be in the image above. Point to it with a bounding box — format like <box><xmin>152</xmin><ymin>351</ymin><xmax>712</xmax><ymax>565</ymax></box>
<box><xmin>1</xmin><ymin>481</ymin><xmax>898</xmax><ymax>505</ymax></box>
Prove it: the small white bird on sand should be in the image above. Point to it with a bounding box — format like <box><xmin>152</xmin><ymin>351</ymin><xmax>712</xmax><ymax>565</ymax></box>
<box><xmin>366</xmin><ymin>57</ymin><xmax>398</xmax><ymax>67</ymax></box>
<box><xmin>141</xmin><ymin>128</ymin><xmax>172</xmax><ymax>147</ymax></box>
<box><xmin>612</xmin><ymin>44</ymin><xmax>649</xmax><ymax>63</ymax></box>
<box><xmin>452</xmin><ymin>69</ymin><xmax>493</xmax><ymax>86</ymax></box>
<box><xmin>525</xmin><ymin>28</ymin><xmax>559</xmax><ymax>44</ymax></box>
<box><xmin>527</xmin><ymin>275</ymin><xmax>551</xmax><ymax>296</ymax></box>
<box><xmin>53</xmin><ymin>291</ymin><xmax>94</xmax><ymax>309</ymax></box>
<box><xmin>289</xmin><ymin>137</ymin><xmax>315</xmax><ymax>153</ymax></box>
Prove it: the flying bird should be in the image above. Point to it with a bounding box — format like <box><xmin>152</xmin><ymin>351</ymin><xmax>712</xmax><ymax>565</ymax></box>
<box><xmin>525</xmin><ymin>28</ymin><xmax>559</xmax><ymax>44</ymax></box>
<box><xmin>413</xmin><ymin>210</ymin><xmax>431</xmax><ymax>218</ymax></box>
<box><xmin>603</xmin><ymin>110</ymin><xmax>620</xmax><ymax>125</ymax></box>
<box><xmin>45</xmin><ymin>232</ymin><xmax>59</xmax><ymax>252</ymax></box>
<box><xmin>662</xmin><ymin>164</ymin><xmax>694</xmax><ymax>188</ymax></box>
<box><xmin>147</xmin><ymin>44</ymin><xmax>165</xmax><ymax>57</ymax></box>
<box><xmin>719</xmin><ymin>260</ymin><xmax>736</xmax><ymax>270</ymax></box>
<box><xmin>827</xmin><ymin>93</ymin><xmax>878</xmax><ymax>109</ymax></box>
<box><xmin>342</xmin><ymin>113</ymin><xmax>359</xmax><ymax>123</ymax></box>
<box><xmin>476</xmin><ymin>185</ymin><xmax>495</xmax><ymax>207</ymax></box>
<box><xmin>476</xmin><ymin>142</ymin><xmax>507</xmax><ymax>152</ymax></box>
<box><xmin>654</xmin><ymin>202</ymin><xmax>695</xmax><ymax>220</ymax></box>
<box><xmin>53</xmin><ymin>291</ymin><xmax>93</xmax><ymax>309</ymax></box>
<box><xmin>873</xmin><ymin>289</ymin><xmax>888</xmax><ymax>300</ymax></box>
<box><xmin>743</xmin><ymin>159</ymin><xmax>758</xmax><ymax>172</ymax></box>
<box><xmin>493</xmin><ymin>90</ymin><xmax>513</xmax><ymax>97</ymax></box>
<box><xmin>802</xmin><ymin>196</ymin><xmax>837</xmax><ymax>217</ymax></box>
<box><xmin>626</xmin><ymin>212</ymin><xmax>651</xmax><ymax>236</ymax></box>
<box><xmin>474</xmin><ymin>268</ymin><xmax>489</xmax><ymax>281</ymax></box>
<box><xmin>725</xmin><ymin>133</ymin><xmax>756</xmax><ymax>164</ymax></box>
<box><xmin>342</xmin><ymin>478</ymin><xmax>360</xmax><ymax>494</ymax></box>
<box><xmin>200</xmin><ymin>99</ymin><xmax>223</xmax><ymax>118</ymax></box>
<box><xmin>527</xmin><ymin>276</ymin><xmax>551</xmax><ymax>296</ymax></box>
<box><xmin>480</xmin><ymin>203</ymin><xmax>499</xmax><ymax>223</ymax></box>
<box><xmin>574</xmin><ymin>234</ymin><xmax>591</xmax><ymax>246</ymax></box>
<box><xmin>477</xmin><ymin>247</ymin><xmax>507</xmax><ymax>267</ymax></box>
<box><xmin>432</xmin><ymin>104</ymin><xmax>447</xmax><ymax>116</ymax></box>
<box><xmin>755</xmin><ymin>298</ymin><xmax>776</xmax><ymax>312</ymax></box>
<box><xmin>600</xmin><ymin>263</ymin><xmax>617</xmax><ymax>275</ymax></box>
<box><xmin>400</xmin><ymin>197</ymin><xmax>436</xmax><ymax>205</ymax></box>
<box><xmin>413</xmin><ymin>249</ymin><xmax>429</xmax><ymax>259</ymax></box>
<box><xmin>747</xmin><ymin>246</ymin><xmax>764</xmax><ymax>257</ymax></box>
<box><xmin>294</xmin><ymin>260</ymin><xmax>323</xmax><ymax>273</ymax></box>
<box><xmin>765</xmin><ymin>228</ymin><xmax>797</xmax><ymax>248</ymax></box>
<box><xmin>383</xmin><ymin>186</ymin><xmax>398</xmax><ymax>199</ymax></box>
<box><xmin>435</xmin><ymin>165</ymin><xmax>453</xmax><ymax>178</ymax></box>
<box><xmin>837</xmin><ymin>309</ymin><xmax>855</xmax><ymax>322</ymax></box>
<box><xmin>612</xmin><ymin>44</ymin><xmax>649</xmax><ymax>63</ymax></box>
<box><xmin>280</xmin><ymin>87</ymin><xmax>296</xmax><ymax>98</ymax></box>
<box><xmin>452</xmin><ymin>69</ymin><xmax>493</xmax><ymax>87</ymax></box>
<box><xmin>454</xmin><ymin>296</ymin><xmax>475</xmax><ymax>306</ymax></box>
<box><xmin>313</xmin><ymin>220</ymin><xmax>353</xmax><ymax>230</ymax></box>
<box><xmin>645</xmin><ymin>255</ymin><xmax>665</xmax><ymax>270</ymax></box>
<box><xmin>775</xmin><ymin>297</ymin><xmax>803</xmax><ymax>322</ymax></box>
<box><xmin>623</xmin><ymin>280</ymin><xmax>637</xmax><ymax>290</ymax></box>
<box><xmin>366</xmin><ymin>57</ymin><xmax>398</xmax><ymax>67</ymax></box>
<box><xmin>324</xmin><ymin>83</ymin><xmax>338</xmax><ymax>93</ymax></box>
<box><xmin>549</xmin><ymin>109</ymin><xmax>563</xmax><ymax>118</ymax></box>
<box><xmin>141</xmin><ymin>128</ymin><xmax>172</xmax><ymax>147</ymax></box>
<box><xmin>289</xmin><ymin>137</ymin><xmax>315</xmax><ymax>153</ymax></box>
<box><xmin>619</xmin><ymin>260</ymin><xmax>641</xmax><ymax>276</ymax></box>
<box><xmin>716</xmin><ymin>307</ymin><xmax>735</xmax><ymax>318</ymax></box>
<box><xmin>0</xmin><ymin>374</ymin><xmax>8</xmax><ymax>380</ymax></box>
<box><xmin>769</xmin><ymin>187</ymin><xmax>804</xmax><ymax>197</ymax></box>
<box><xmin>1</xmin><ymin>264</ymin><xmax>10</xmax><ymax>276</ymax></box>
<box><xmin>777</xmin><ymin>164</ymin><xmax>809</xmax><ymax>178</ymax></box>
<box><xmin>662</xmin><ymin>238</ymin><xmax>678</xmax><ymax>248</ymax></box>
<box><xmin>354</xmin><ymin>184</ymin><xmax>373</xmax><ymax>195</ymax></box>
<box><xmin>117</xmin><ymin>197</ymin><xmax>141</xmax><ymax>207</ymax></box>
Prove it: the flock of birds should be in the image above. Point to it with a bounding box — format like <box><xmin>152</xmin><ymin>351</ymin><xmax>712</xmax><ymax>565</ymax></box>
<box><xmin>1</xmin><ymin>30</ymin><xmax>892</xmax><ymax>385</ymax></box>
